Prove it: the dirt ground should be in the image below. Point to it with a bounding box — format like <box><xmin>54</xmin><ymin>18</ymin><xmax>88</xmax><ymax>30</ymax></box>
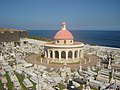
<box><xmin>25</xmin><ymin>54</ymin><xmax>98</xmax><ymax>69</ymax></box>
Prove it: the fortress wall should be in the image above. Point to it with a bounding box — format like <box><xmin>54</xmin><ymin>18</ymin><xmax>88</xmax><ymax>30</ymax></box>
<box><xmin>0</xmin><ymin>30</ymin><xmax>28</xmax><ymax>42</ymax></box>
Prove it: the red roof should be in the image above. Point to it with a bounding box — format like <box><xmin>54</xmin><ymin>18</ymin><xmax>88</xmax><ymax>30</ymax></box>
<box><xmin>54</xmin><ymin>29</ymin><xmax>74</xmax><ymax>40</ymax></box>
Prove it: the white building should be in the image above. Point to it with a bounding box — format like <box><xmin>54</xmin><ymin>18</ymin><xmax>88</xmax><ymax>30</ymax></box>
<box><xmin>44</xmin><ymin>22</ymin><xmax>84</xmax><ymax>63</ymax></box>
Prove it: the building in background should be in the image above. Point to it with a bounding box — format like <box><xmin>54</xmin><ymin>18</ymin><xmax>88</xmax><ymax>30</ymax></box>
<box><xmin>0</xmin><ymin>28</ymin><xmax>28</xmax><ymax>46</ymax></box>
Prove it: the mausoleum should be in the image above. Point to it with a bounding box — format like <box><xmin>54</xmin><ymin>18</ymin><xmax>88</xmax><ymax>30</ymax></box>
<box><xmin>44</xmin><ymin>22</ymin><xmax>84</xmax><ymax>63</ymax></box>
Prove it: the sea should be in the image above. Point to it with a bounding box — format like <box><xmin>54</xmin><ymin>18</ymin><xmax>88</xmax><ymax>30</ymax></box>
<box><xmin>28</xmin><ymin>30</ymin><xmax>120</xmax><ymax>48</ymax></box>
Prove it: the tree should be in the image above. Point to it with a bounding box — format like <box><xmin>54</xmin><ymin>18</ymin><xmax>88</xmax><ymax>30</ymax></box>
<box><xmin>109</xmin><ymin>71</ymin><xmax>112</xmax><ymax>82</ymax></box>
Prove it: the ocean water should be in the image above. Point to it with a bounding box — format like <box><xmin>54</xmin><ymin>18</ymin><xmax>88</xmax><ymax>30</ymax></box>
<box><xmin>28</xmin><ymin>30</ymin><xmax>120</xmax><ymax>48</ymax></box>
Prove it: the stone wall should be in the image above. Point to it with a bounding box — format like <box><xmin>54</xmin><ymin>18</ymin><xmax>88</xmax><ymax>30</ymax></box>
<box><xmin>0</xmin><ymin>30</ymin><xmax>28</xmax><ymax>42</ymax></box>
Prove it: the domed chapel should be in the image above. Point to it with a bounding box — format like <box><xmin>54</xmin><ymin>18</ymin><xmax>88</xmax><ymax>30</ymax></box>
<box><xmin>44</xmin><ymin>22</ymin><xmax>84</xmax><ymax>63</ymax></box>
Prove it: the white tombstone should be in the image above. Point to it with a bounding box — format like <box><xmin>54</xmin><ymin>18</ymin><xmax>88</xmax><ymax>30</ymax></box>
<box><xmin>41</xmin><ymin>58</ymin><xmax>43</xmax><ymax>63</ymax></box>
<box><xmin>84</xmin><ymin>59</ymin><xmax>86</xmax><ymax>64</ymax></box>
<box><xmin>89</xmin><ymin>57</ymin><xmax>91</xmax><ymax>62</ymax></box>
<box><xmin>47</xmin><ymin>59</ymin><xmax>49</xmax><ymax>64</ymax></box>
<box><xmin>87</xmin><ymin>66</ymin><xmax>91</xmax><ymax>71</ymax></box>
<box><xmin>108</xmin><ymin>58</ymin><xmax>111</xmax><ymax>69</ymax></box>
<box><xmin>79</xmin><ymin>61</ymin><xmax>82</xmax><ymax>72</ymax></box>
<box><xmin>34</xmin><ymin>64</ymin><xmax>37</xmax><ymax>70</ymax></box>
<box><xmin>61</xmin><ymin>72</ymin><xmax>66</xmax><ymax>78</ymax></box>
<box><xmin>86</xmin><ymin>85</ymin><xmax>91</xmax><ymax>90</ymax></box>
<box><xmin>0</xmin><ymin>53</ymin><xmax>4</xmax><ymax>62</ymax></box>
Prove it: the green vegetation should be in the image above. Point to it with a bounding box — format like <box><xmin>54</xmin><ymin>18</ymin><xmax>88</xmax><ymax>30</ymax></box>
<box><xmin>94</xmin><ymin>68</ymin><xmax>101</xmax><ymax>74</ymax></box>
<box><xmin>28</xmin><ymin>36</ymin><xmax>52</xmax><ymax>41</ymax></box>
<box><xmin>15</xmin><ymin>72</ymin><xmax>36</xmax><ymax>90</ymax></box>
<box><xmin>29</xmin><ymin>79</ymin><xmax>36</xmax><ymax>90</ymax></box>
<box><xmin>77</xmin><ymin>84</ymin><xmax>98</xmax><ymax>90</ymax></box>
<box><xmin>0</xmin><ymin>28</ymin><xmax>10</xmax><ymax>31</ymax></box>
<box><xmin>68</xmin><ymin>61</ymin><xmax>80</xmax><ymax>64</ymax></box>
<box><xmin>109</xmin><ymin>71</ymin><xmax>112</xmax><ymax>82</ymax></box>
<box><xmin>15</xmin><ymin>72</ymin><xmax>27</xmax><ymax>90</ymax></box>
<box><xmin>5</xmin><ymin>73</ymin><xmax>14</xmax><ymax>90</ymax></box>
<box><xmin>36</xmin><ymin>55</ymin><xmax>42</xmax><ymax>62</ymax></box>
<box><xmin>90</xmin><ymin>44</ymin><xmax>97</xmax><ymax>46</ymax></box>
<box><xmin>93</xmin><ymin>68</ymin><xmax>101</xmax><ymax>80</ymax></box>
<box><xmin>0</xmin><ymin>80</ymin><xmax>4</xmax><ymax>90</ymax></box>
<box><xmin>58</xmin><ymin>83</ymin><xmax>66</xmax><ymax>90</ymax></box>
<box><xmin>50</xmin><ymin>61</ymin><xmax>80</xmax><ymax>64</ymax></box>
<box><xmin>92</xmin><ymin>88</ymin><xmax>98</xmax><ymax>90</ymax></box>
<box><xmin>9</xmin><ymin>61</ymin><xmax>16</xmax><ymax>67</ymax></box>
<box><xmin>77</xmin><ymin>84</ymin><xmax>83</xmax><ymax>89</ymax></box>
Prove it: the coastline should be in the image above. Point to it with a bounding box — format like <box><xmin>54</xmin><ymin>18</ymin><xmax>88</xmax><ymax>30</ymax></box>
<box><xmin>28</xmin><ymin>30</ymin><xmax>120</xmax><ymax>48</ymax></box>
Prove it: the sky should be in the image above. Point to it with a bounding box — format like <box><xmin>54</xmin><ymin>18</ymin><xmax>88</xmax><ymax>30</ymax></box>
<box><xmin>0</xmin><ymin>0</ymin><xmax>120</xmax><ymax>30</ymax></box>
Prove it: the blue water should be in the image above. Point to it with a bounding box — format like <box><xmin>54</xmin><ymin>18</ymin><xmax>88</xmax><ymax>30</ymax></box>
<box><xmin>28</xmin><ymin>30</ymin><xmax>120</xmax><ymax>48</ymax></box>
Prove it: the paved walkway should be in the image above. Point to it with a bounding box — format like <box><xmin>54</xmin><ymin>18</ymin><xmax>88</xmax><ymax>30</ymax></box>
<box><xmin>25</xmin><ymin>54</ymin><xmax>98</xmax><ymax>69</ymax></box>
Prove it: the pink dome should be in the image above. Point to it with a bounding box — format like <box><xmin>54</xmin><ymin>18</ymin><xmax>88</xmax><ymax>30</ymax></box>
<box><xmin>54</xmin><ymin>29</ymin><xmax>74</xmax><ymax>40</ymax></box>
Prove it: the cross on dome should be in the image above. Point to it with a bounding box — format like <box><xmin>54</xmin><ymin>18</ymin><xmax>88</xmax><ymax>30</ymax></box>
<box><xmin>54</xmin><ymin>22</ymin><xmax>74</xmax><ymax>40</ymax></box>
<box><xmin>61</xmin><ymin>22</ymin><xmax>66</xmax><ymax>30</ymax></box>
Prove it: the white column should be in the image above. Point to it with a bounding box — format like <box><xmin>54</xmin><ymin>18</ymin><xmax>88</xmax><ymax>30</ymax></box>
<box><xmin>77</xmin><ymin>50</ymin><xmax>79</xmax><ymax>59</ymax></box>
<box><xmin>80</xmin><ymin>50</ymin><xmax>83</xmax><ymax>58</ymax></box>
<box><xmin>48</xmin><ymin>50</ymin><xmax>50</xmax><ymax>58</ymax></box>
<box><xmin>59</xmin><ymin>51</ymin><xmax>61</xmax><ymax>60</ymax></box>
<box><xmin>72</xmin><ymin>51</ymin><xmax>75</xmax><ymax>59</ymax></box>
<box><xmin>66</xmin><ymin>51</ymin><xmax>68</xmax><ymax>60</ymax></box>
<box><xmin>52</xmin><ymin>50</ymin><xmax>55</xmax><ymax>59</ymax></box>
<box><xmin>44</xmin><ymin>50</ymin><xmax>47</xmax><ymax>57</ymax></box>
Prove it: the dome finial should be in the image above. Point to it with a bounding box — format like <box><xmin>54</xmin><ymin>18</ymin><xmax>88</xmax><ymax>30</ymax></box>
<box><xmin>61</xmin><ymin>22</ymin><xmax>66</xmax><ymax>30</ymax></box>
